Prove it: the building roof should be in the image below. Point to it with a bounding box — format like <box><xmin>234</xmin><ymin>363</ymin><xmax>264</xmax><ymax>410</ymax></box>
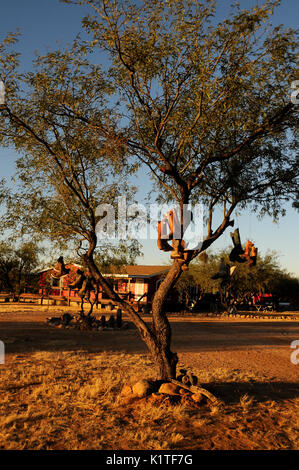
<box><xmin>38</xmin><ymin>264</ymin><xmax>170</xmax><ymax>279</ymax></box>
<box><xmin>36</xmin><ymin>263</ymin><xmax>82</xmax><ymax>274</ymax></box>
<box><xmin>104</xmin><ymin>265</ymin><xmax>170</xmax><ymax>278</ymax></box>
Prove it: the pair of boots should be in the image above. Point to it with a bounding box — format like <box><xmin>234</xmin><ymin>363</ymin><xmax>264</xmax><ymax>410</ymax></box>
<box><xmin>157</xmin><ymin>219</ymin><xmax>186</xmax><ymax>260</ymax></box>
<box><xmin>52</xmin><ymin>256</ymin><xmax>70</xmax><ymax>279</ymax></box>
<box><xmin>157</xmin><ymin>210</ymin><xmax>180</xmax><ymax>254</ymax></box>
<box><xmin>229</xmin><ymin>229</ymin><xmax>258</xmax><ymax>266</ymax></box>
<box><xmin>229</xmin><ymin>229</ymin><xmax>247</xmax><ymax>263</ymax></box>
<box><xmin>157</xmin><ymin>220</ymin><xmax>173</xmax><ymax>252</ymax></box>
<box><xmin>248</xmin><ymin>245</ymin><xmax>258</xmax><ymax>266</ymax></box>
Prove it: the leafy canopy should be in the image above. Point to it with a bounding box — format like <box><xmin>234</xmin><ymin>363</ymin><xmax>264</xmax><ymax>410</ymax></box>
<box><xmin>61</xmin><ymin>0</ymin><xmax>299</xmax><ymax>221</ymax></box>
<box><xmin>0</xmin><ymin>38</ymin><xmax>140</xmax><ymax>259</ymax></box>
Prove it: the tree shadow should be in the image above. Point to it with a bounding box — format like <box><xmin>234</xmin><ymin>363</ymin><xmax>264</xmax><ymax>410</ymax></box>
<box><xmin>202</xmin><ymin>380</ymin><xmax>299</xmax><ymax>404</ymax></box>
<box><xmin>0</xmin><ymin>320</ymin><xmax>147</xmax><ymax>355</ymax></box>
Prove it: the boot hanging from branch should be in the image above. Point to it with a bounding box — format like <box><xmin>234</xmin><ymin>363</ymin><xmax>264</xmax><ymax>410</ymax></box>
<box><xmin>157</xmin><ymin>207</ymin><xmax>201</xmax><ymax>271</ymax></box>
<box><xmin>229</xmin><ymin>229</ymin><xmax>258</xmax><ymax>268</ymax></box>
<box><xmin>211</xmin><ymin>257</ymin><xmax>229</xmax><ymax>280</ymax></box>
<box><xmin>229</xmin><ymin>228</ymin><xmax>246</xmax><ymax>263</ymax></box>
<box><xmin>51</xmin><ymin>256</ymin><xmax>70</xmax><ymax>279</ymax></box>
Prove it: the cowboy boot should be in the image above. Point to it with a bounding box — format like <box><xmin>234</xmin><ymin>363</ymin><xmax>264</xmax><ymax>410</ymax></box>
<box><xmin>157</xmin><ymin>221</ymin><xmax>172</xmax><ymax>252</ymax></box>
<box><xmin>241</xmin><ymin>241</ymin><xmax>253</xmax><ymax>260</ymax></box>
<box><xmin>248</xmin><ymin>246</ymin><xmax>258</xmax><ymax>267</ymax></box>
<box><xmin>229</xmin><ymin>229</ymin><xmax>246</xmax><ymax>262</ymax></box>
<box><xmin>53</xmin><ymin>256</ymin><xmax>70</xmax><ymax>277</ymax></box>
<box><xmin>212</xmin><ymin>258</ymin><xmax>228</xmax><ymax>279</ymax></box>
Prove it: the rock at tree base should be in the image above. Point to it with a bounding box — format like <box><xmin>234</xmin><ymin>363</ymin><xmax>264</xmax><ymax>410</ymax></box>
<box><xmin>119</xmin><ymin>378</ymin><xmax>210</xmax><ymax>409</ymax></box>
<box><xmin>158</xmin><ymin>382</ymin><xmax>182</xmax><ymax>395</ymax></box>
<box><xmin>132</xmin><ymin>379</ymin><xmax>155</xmax><ymax>398</ymax></box>
<box><xmin>120</xmin><ymin>385</ymin><xmax>134</xmax><ymax>397</ymax></box>
<box><xmin>191</xmin><ymin>393</ymin><xmax>204</xmax><ymax>403</ymax></box>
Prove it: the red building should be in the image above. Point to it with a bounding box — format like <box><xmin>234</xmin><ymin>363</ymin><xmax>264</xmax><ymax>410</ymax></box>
<box><xmin>39</xmin><ymin>264</ymin><xmax>170</xmax><ymax>306</ymax></box>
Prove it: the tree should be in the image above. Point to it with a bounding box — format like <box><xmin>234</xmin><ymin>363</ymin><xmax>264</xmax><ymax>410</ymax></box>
<box><xmin>0</xmin><ymin>240</ymin><xmax>42</xmax><ymax>293</ymax></box>
<box><xmin>192</xmin><ymin>249</ymin><xmax>299</xmax><ymax>309</ymax></box>
<box><xmin>176</xmin><ymin>249</ymin><xmax>299</xmax><ymax>312</ymax></box>
<box><xmin>175</xmin><ymin>252</ymin><xmax>214</xmax><ymax>308</ymax></box>
<box><xmin>0</xmin><ymin>1</ymin><xmax>298</xmax><ymax>380</ymax></box>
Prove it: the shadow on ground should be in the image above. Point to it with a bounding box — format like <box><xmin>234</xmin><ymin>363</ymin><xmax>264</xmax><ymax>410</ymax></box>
<box><xmin>1</xmin><ymin>319</ymin><xmax>299</xmax><ymax>354</ymax></box>
<box><xmin>204</xmin><ymin>380</ymin><xmax>299</xmax><ymax>404</ymax></box>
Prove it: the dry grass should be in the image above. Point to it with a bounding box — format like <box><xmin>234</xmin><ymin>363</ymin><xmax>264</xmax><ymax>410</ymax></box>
<box><xmin>0</xmin><ymin>350</ymin><xmax>298</xmax><ymax>450</ymax></box>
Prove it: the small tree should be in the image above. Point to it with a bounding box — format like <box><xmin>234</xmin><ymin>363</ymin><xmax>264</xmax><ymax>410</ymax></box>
<box><xmin>0</xmin><ymin>240</ymin><xmax>42</xmax><ymax>294</ymax></box>
<box><xmin>1</xmin><ymin>1</ymin><xmax>298</xmax><ymax>380</ymax></box>
<box><xmin>194</xmin><ymin>249</ymin><xmax>294</xmax><ymax>309</ymax></box>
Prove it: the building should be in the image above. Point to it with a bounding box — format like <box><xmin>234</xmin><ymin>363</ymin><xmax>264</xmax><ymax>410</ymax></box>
<box><xmin>38</xmin><ymin>263</ymin><xmax>171</xmax><ymax>306</ymax></box>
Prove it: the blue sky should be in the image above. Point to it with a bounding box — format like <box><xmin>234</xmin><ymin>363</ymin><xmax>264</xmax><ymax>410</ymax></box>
<box><xmin>0</xmin><ymin>0</ymin><xmax>298</xmax><ymax>275</ymax></box>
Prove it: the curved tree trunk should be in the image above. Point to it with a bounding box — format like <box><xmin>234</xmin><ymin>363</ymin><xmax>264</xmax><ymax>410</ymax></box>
<box><xmin>150</xmin><ymin>260</ymin><xmax>183</xmax><ymax>380</ymax></box>
<box><xmin>82</xmin><ymin>239</ymin><xmax>183</xmax><ymax>381</ymax></box>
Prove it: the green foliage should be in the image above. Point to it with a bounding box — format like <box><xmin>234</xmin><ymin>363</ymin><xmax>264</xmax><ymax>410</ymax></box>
<box><xmin>0</xmin><ymin>240</ymin><xmax>42</xmax><ymax>293</ymax></box>
<box><xmin>66</xmin><ymin>0</ymin><xmax>298</xmax><ymax>220</ymax></box>
<box><xmin>188</xmin><ymin>248</ymin><xmax>299</xmax><ymax>303</ymax></box>
<box><xmin>176</xmin><ymin>252</ymin><xmax>219</xmax><ymax>299</ymax></box>
<box><xmin>0</xmin><ymin>0</ymin><xmax>298</xmax><ymax>279</ymax></box>
<box><xmin>0</xmin><ymin>39</ymin><xmax>140</xmax><ymax>261</ymax></box>
<box><xmin>94</xmin><ymin>239</ymin><xmax>141</xmax><ymax>272</ymax></box>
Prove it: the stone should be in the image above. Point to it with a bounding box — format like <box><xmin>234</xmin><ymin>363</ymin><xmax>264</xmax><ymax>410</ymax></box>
<box><xmin>181</xmin><ymin>375</ymin><xmax>191</xmax><ymax>386</ymax></box>
<box><xmin>187</xmin><ymin>373</ymin><xmax>198</xmax><ymax>386</ymax></box>
<box><xmin>179</xmin><ymin>388</ymin><xmax>190</xmax><ymax>395</ymax></box>
<box><xmin>120</xmin><ymin>385</ymin><xmax>134</xmax><ymax>397</ymax></box>
<box><xmin>158</xmin><ymin>382</ymin><xmax>182</xmax><ymax>395</ymax></box>
<box><xmin>191</xmin><ymin>393</ymin><xmax>204</xmax><ymax>403</ymax></box>
<box><xmin>132</xmin><ymin>379</ymin><xmax>154</xmax><ymax>398</ymax></box>
<box><xmin>46</xmin><ymin>316</ymin><xmax>62</xmax><ymax>326</ymax></box>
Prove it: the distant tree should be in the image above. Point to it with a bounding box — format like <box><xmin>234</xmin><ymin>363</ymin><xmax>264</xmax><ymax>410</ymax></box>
<box><xmin>0</xmin><ymin>241</ymin><xmax>42</xmax><ymax>294</ymax></box>
<box><xmin>175</xmin><ymin>253</ymin><xmax>216</xmax><ymax>307</ymax></box>
<box><xmin>194</xmin><ymin>249</ymin><xmax>299</xmax><ymax>309</ymax></box>
<box><xmin>0</xmin><ymin>1</ymin><xmax>298</xmax><ymax>379</ymax></box>
<box><xmin>0</xmin><ymin>243</ymin><xmax>16</xmax><ymax>292</ymax></box>
<box><xmin>94</xmin><ymin>240</ymin><xmax>141</xmax><ymax>273</ymax></box>
<box><xmin>267</xmin><ymin>268</ymin><xmax>299</xmax><ymax>303</ymax></box>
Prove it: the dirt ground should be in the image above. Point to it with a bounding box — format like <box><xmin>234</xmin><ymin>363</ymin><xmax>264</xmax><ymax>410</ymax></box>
<box><xmin>0</xmin><ymin>304</ymin><xmax>299</xmax><ymax>450</ymax></box>
<box><xmin>1</xmin><ymin>305</ymin><xmax>298</xmax><ymax>382</ymax></box>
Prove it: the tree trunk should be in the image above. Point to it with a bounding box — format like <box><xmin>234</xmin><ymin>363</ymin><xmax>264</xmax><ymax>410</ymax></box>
<box><xmin>151</xmin><ymin>260</ymin><xmax>183</xmax><ymax>380</ymax></box>
<box><xmin>83</xmin><ymin>246</ymin><xmax>183</xmax><ymax>381</ymax></box>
